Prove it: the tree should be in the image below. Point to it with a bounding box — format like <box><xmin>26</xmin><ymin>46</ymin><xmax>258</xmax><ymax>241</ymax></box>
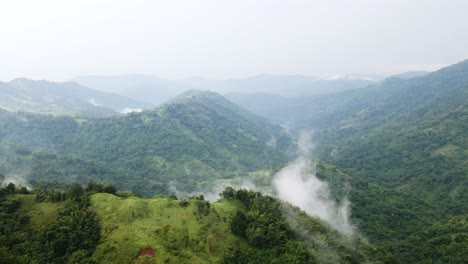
<box><xmin>67</xmin><ymin>183</ymin><xmax>84</xmax><ymax>202</ymax></box>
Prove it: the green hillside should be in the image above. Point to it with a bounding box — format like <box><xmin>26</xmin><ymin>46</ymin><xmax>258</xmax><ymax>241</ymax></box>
<box><xmin>313</xmin><ymin>60</ymin><xmax>468</xmax><ymax>212</ymax></box>
<box><xmin>315</xmin><ymin>162</ymin><xmax>467</xmax><ymax>263</ymax></box>
<box><xmin>0</xmin><ymin>183</ymin><xmax>393</xmax><ymax>264</ymax></box>
<box><xmin>302</xmin><ymin>61</ymin><xmax>468</xmax><ymax>263</ymax></box>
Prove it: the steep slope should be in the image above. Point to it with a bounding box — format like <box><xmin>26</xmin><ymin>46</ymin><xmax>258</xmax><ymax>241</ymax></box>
<box><xmin>0</xmin><ymin>91</ymin><xmax>292</xmax><ymax>195</ymax></box>
<box><xmin>312</xmin><ymin>60</ymin><xmax>468</xmax><ymax>211</ymax></box>
<box><xmin>299</xmin><ymin>60</ymin><xmax>468</xmax><ymax>263</ymax></box>
<box><xmin>318</xmin><ymin>103</ymin><xmax>467</xmax><ymax>210</ymax></box>
<box><xmin>303</xmin><ymin>59</ymin><xmax>467</xmax><ymax>129</ymax></box>
<box><xmin>0</xmin><ymin>78</ymin><xmax>151</xmax><ymax>117</ymax></box>
<box><xmin>316</xmin><ymin>162</ymin><xmax>467</xmax><ymax>263</ymax></box>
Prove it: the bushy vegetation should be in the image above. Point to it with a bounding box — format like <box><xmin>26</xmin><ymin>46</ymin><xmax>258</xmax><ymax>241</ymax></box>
<box><xmin>221</xmin><ymin>188</ymin><xmax>394</xmax><ymax>263</ymax></box>
<box><xmin>315</xmin><ymin>161</ymin><xmax>467</xmax><ymax>264</ymax></box>
<box><xmin>0</xmin><ymin>183</ymin><xmax>102</xmax><ymax>263</ymax></box>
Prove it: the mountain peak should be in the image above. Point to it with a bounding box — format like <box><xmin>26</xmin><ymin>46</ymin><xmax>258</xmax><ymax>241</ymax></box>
<box><xmin>163</xmin><ymin>89</ymin><xmax>223</xmax><ymax>105</ymax></box>
<box><xmin>8</xmin><ymin>77</ymin><xmax>36</xmax><ymax>85</ymax></box>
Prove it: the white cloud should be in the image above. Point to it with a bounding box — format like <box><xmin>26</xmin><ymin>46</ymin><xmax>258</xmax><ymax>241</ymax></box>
<box><xmin>120</xmin><ymin>107</ymin><xmax>143</xmax><ymax>114</ymax></box>
<box><xmin>273</xmin><ymin>132</ymin><xmax>355</xmax><ymax>235</ymax></box>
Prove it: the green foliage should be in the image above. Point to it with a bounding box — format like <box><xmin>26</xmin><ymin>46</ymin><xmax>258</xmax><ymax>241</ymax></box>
<box><xmin>303</xmin><ymin>60</ymin><xmax>468</xmax><ymax>263</ymax></box>
<box><xmin>0</xmin><ymin>183</ymin><xmax>397</xmax><ymax>263</ymax></box>
<box><xmin>0</xmin><ymin>184</ymin><xmax>100</xmax><ymax>263</ymax></box>
<box><xmin>311</xmin><ymin>61</ymin><xmax>468</xmax><ymax>212</ymax></box>
<box><xmin>316</xmin><ymin>162</ymin><xmax>465</xmax><ymax>264</ymax></box>
<box><xmin>89</xmin><ymin>192</ymin><xmax>242</xmax><ymax>263</ymax></box>
<box><xmin>222</xmin><ymin>188</ymin><xmax>393</xmax><ymax>263</ymax></box>
<box><xmin>0</xmin><ymin>91</ymin><xmax>292</xmax><ymax>196</ymax></box>
<box><xmin>397</xmin><ymin>216</ymin><xmax>468</xmax><ymax>263</ymax></box>
<box><xmin>85</xmin><ymin>182</ymin><xmax>117</xmax><ymax>194</ymax></box>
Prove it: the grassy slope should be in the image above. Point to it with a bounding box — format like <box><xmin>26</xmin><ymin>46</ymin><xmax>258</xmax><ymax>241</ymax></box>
<box><xmin>90</xmin><ymin>193</ymin><xmax>245</xmax><ymax>264</ymax></box>
<box><xmin>4</xmin><ymin>193</ymin><xmax>242</xmax><ymax>263</ymax></box>
<box><xmin>15</xmin><ymin>194</ymin><xmax>63</xmax><ymax>231</ymax></box>
<box><xmin>4</xmin><ymin>190</ymin><xmax>395</xmax><ymax>263</ymax></box>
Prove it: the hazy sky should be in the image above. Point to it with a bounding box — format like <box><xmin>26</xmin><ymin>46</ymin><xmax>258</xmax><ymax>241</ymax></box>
<box><xmin>1</xmin><ymin>0</ymin><xmax>467</xmax><ymax>81</ymax></box>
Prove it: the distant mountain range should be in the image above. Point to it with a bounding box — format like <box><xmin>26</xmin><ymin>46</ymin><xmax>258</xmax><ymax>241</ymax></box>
<box><xmin>226</xmin><ymin>67</ymin><xmax>453</xmax><ymax>126</ymax></box>
<box><xmin>389</xmin><ymin>70</ymin><xmax>430</xmax><ymax>79</ymax></box>
<box><xmin>73</xmin><ymin>74</ymin><xmax>381</xmax><ymax>106</ymax></box>
<box><xmin>0</xmin><ymin>78</ymin><xmax>152</xmax><ymax>117</ymax></box>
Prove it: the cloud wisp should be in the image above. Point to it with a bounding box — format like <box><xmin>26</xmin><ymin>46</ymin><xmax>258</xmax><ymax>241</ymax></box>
<box><xmin>273</xmin><ymin>132</ymin><xmax>355</xmax><ymax>235</ymax></box>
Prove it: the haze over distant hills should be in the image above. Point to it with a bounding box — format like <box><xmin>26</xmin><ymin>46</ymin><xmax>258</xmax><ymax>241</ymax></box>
<box><xmin>73</xmin><ymin>73</ymin><xmax>381</xmax><ymax>106</ymax></box>
<box><xmin>226</xmin><ymin>66</ymin><xmax>454</xmax><ymax>124</ymax></box>
<box><xmin>388</xmin><ymin>70</ymin><xmax>430</xmax><ymax>79</ymax></box>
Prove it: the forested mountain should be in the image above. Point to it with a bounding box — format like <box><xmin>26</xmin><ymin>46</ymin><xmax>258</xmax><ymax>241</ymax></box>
<box><xmin>0</xmin><ymin>91</ymin><xmax>292</xmax><ymax>195</ymax></box>
<box><xmin>311</xmin><ymin>59</ymin><xmax>468</xmax><ymax>206</ymax></box>
<box><xmin>302</xmin><ymin>59</ymin><xmax>467</xmax><ymax>129</ymax></box>
<box><xmin>316</xmin><ymin>162</ymin><xmax>467</xmax><ymax>263</ymax></box>
<box><xmin>0</xmin><ymin>78</ymin><xmax>151</xmax><ymax>117</ymax></box>
<box><xmin>307</xmin><ymin>60</ymin><xmax>468</xmax><ymax>262</ymax></box>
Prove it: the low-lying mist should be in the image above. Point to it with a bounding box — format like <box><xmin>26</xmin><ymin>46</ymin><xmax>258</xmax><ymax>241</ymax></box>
<box><xmin>168</xmin><ymin>179</ymin><xmax>258</xmax><ymax>202</ymax></box>
<box><xmin>0</xmin><ymin>174</ymin><xmax>32</xmax><ymax>190</ymax></box>
<box><xmin>169</xmin><ymin>132</ymin><xmax>356</xmax><ymax>235</ymax></box>
<box><xmin>273</xmin><ymin>132</ymin><xmax>355</xmax><ymax>235</ymax></box>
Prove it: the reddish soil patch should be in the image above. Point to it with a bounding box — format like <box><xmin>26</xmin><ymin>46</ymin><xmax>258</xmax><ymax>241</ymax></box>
<box><xmin>139</xmin><ymin>248</ymin><xmax>155</xmax><ymax>257</ymax></box>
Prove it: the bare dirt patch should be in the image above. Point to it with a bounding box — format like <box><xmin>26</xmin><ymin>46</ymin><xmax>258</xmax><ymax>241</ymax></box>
<box><xmin>139</xmin><ymin>248</ymin><xmax>155</xmax><ymax>257</ymax></box>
